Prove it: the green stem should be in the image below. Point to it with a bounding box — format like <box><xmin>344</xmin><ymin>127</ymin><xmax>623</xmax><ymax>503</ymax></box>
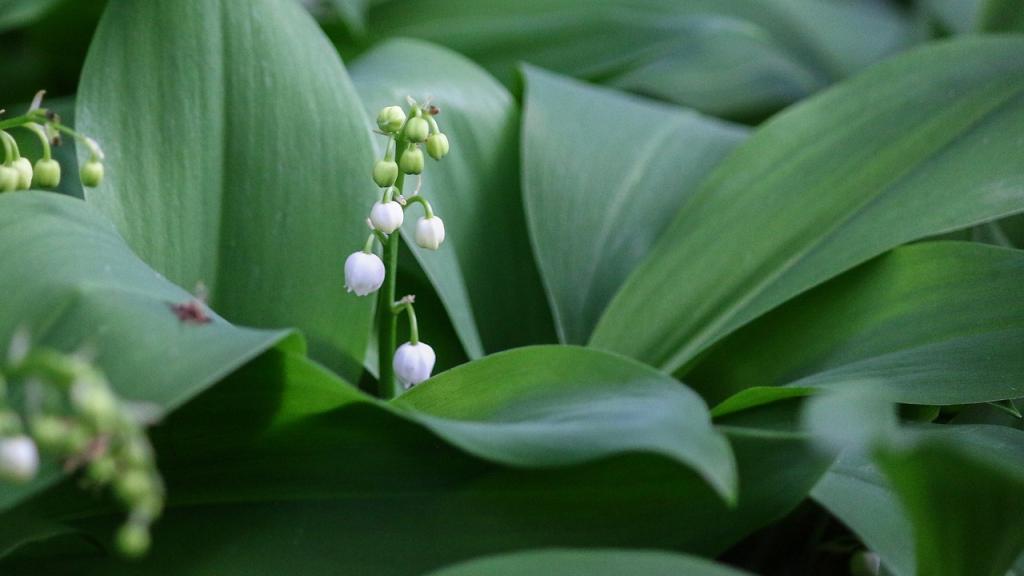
<box><xmin>403</xmin><ymin>194</ymin><xmax>434</xmax><ymax>218</ymax></box>
<box><xmin>0</xmin><ymin>112</ymin><xmax>45</xmax><ymax>131</ymax></box>
<box><xmin>377</xmin><ymin>140</ymin><xmax>409</xmax><ymax>399</ymax></box>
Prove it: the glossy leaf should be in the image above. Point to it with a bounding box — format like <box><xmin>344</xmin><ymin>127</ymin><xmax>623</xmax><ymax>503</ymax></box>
<box><xmin>692</xmin><ymin>242</ymin><xmax>1024</xmax><ymax>406</ymax></box>
<box><xmin>522</xmin><ymin>66</ymin><xmax>746</xmax><ymax>344</ymax></box>
<box><xmin>350</xmin><ymin>39</ymin><xmax>555</xmax><ymax>358</ymax></box>
<box><xmin>76</xmin><ymin>0</ymin><xmax>376</xmax><ymax>380</ymax></box>
<box><xmin>355</xmin><ymin>0</ymin><xmax>910</xmax><ymax>118</ymax></box>
<box><xmin>592</xmin><ymin>38</ymin><xmax>1024</xmax><ymax>374</ymax></box>
<box><xmin>0</xmin><ymin>192</ymin><xmax>288</xmax><ymax>511</ymax></box>
<box><xmin>424</xmin><ymin>549</ymin><xmax>753</xmax><ymax>576</ymax></box>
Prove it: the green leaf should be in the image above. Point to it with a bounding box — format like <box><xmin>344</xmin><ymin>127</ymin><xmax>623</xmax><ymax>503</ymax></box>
<box><xmin>76</xmin><ymin>0</ymin><xmax>376</xmax><ymax>381</ymax></box>
<box><xmin>692</xmin><ymin>242</ymin><xmax>1024</xmax><ymax>407</ymax></box>
<box><xmin>396</xmin><ymin>346</ymin><xmax>736</xmax><ymax>500</ymax></box>
<box><xmin>979</xmin><ymin>0</ymin><xmax>1024</xmax><ymax>32</ymax></box>
<box><xmin>592</xmin><ymin>38</ymin><xmax>1024</xmax><ymax>374</ymax></box>
<box><xmin>0</xmin><ymin>0</ymin><xmax>64</xmax><ymax>33</ymax></box>
<box><xmin>0</xmin><ymin>192</ymin><xmax>288</xmax><ymax>511</ymax></box>
<box><xmin>521</xmin><ymin>66</ymin><xmax>746</xmax><ymax>344</ymax></box>
<box><xmin>356</xmin><ymin>0</ymin><xmax>910</xmax><ymax>118</ymax></box>
<box><xmin>1</xmin><ymin>349</ymin><xmax>830</xmax><ymax>572</ymax></box>
<box><xmin>350</xmin><ymin>39</ymin><xmax>555</xmax><ymax>358</ymax></box>
<box><xmin>424</xmin><ymin>549</ymin><xmax>753</xmax><ymax>576</ymax></box>
<box><xmin>876</xmin><ymin>425</ymin><xmax>1024</xmax><ymax>576</ymax></box>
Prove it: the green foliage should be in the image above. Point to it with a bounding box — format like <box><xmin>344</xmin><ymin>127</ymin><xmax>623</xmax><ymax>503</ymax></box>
<box><xmin>1</xmin><ymin>0</ymin><xmax>1023</xmax><ymax>574</ymax></box>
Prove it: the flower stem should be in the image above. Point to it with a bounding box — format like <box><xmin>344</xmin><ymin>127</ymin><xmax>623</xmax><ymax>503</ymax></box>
<box><xmin>377</xmin><ymin>140</ymin><xmax>409</xmax><ymax>399</ymax></box>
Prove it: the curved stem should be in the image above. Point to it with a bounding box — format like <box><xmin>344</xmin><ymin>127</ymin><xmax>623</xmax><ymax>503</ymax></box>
<box><xmin>403</xmin><ymin>194</ymin><xmax>434</xmax><ymax>218</ymax></box>
<box><xmin>377</xmin><ymin>139</ymin><xmax>409</xmax><ymax>399</ymax></box>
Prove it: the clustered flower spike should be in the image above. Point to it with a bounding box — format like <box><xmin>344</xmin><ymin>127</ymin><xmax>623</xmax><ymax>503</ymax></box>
<box><xmin>0</xmin><ymin>91</ymin><xmax>105</xmax><ymax>192</ymax></box>
<box><xmin>0</xmin><ymin>331</ymin><xmax>164</xmax><ymax>558</ymax></box>
<box><xmin>343</xmin><ymin>97</ymin><xmax>452</xmax><ymax>395</ymax></box>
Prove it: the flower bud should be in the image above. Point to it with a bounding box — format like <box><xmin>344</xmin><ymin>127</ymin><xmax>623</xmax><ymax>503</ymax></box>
<box><xmin>0</xmin><ymin>166</ymin><xmax>17</xmax><ymax>192</ymax></box>
<box><xmin>71</xmin><ymin>377</ymin><xmax>119</xmax><ymax>430</ymax></box>
<box><xmin>405</xmin><ymin>117</ymin><xmax>430</xmax><ymax>143</ymax></box>
<box><xmin>0</xmin><ymin>436</ymin><xmax>39</xmax><ymax>482</ymax></box>
<box><xmin>87</xmin><ymin>455</ymin><xmax>118</xmax><ymax>484</ymax></box>
<box><xmin>344</xmin><ymin>251</ymin><xmax>385</xmax><ymax>296</ymax></box>
<box><xmin>80</xmin><ymin>160</ymin><xmax>104</xmax><ymax>188</ymax></box>
<box><xmin>373</xmin><ymin>159</ymin><xmax>399</xmax><ymax>188</ymax></box>
<box><xmin>114</xmin><ymin>467</ymin><xmax>153</xmax><ymax>505</ymax></box>
<box><xmin>33</xmin><ymin>158</ymin><xmax>61</xmax><ymax>188</ymax></box>
<box><xmin>369</xmin><ymin>201</ymin><xmax>404</xmax><ymax>234</ymax></box>
<box><xmin>415</xmin><ymin>216</ymin><xmax>445</xmax><ymax>250</ymax></box>
<box><xmin>376</xmin><ymin>106</ymin><xmax>406</xmax><ymax>133</ymax></box>
<box><xmin>116</xmin><ymin>522</ymin><xmax>151</xmax><ymax>558</ymax></box>
<box><xmin>399</xmin><ymin>146</ymin><xmax>424</xmax><ymax>175</ymax></box>
<box><xmin>12</xmin><ymin>158</ymin><xmax>33</xmax><ymax>190</ymax></box>
<box><xmin>30</xmin><ymin>416</ymin><xmax>68</xmax><ymax>451</ymax></box>
<box><xmin>393</xmin><ymin>341</ymin><xmax>436</xmax><ymax>388</ymax></box>
<box><xmin>426</xmin><ymin>133</ymin><xmax>449</xmax><ymax>160</ymax></box>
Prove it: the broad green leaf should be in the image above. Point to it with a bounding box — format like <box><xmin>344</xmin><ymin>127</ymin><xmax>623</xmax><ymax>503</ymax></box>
<box><xmin>397</xmin><ymin>346</ymin><xmax>735</xmax><ymax>500</ymax></box>
<box><xmin>76</xmin><ymin>0</ymin><xmax>375</xmax><ymax>381</ymax></box>
<box><xmin>922</xmin><ymin>0</ymin><xmax>982</xmax><ymax>32</ymax></box>
<box><xmin>522</xmin><ymin>67</ymin><xmax>746</xmax><ymax>344</ymax></box>
<box><xmin>355</xmin><ymin>0</ymin><xmax>909</xmax><ymax>118</ymax></box>
<box><xmin>0</xmin><ymin>0</ymin><xmax>64</xmax><ymax>33</ymax></box>
<box><xmin>0</xmin><ymin>192</ymin><xmax>288</xmax><ymax>511</ymax></box>
<box><xmin>979</xmin><ymin>0</ymin><xmax>1024</xmax><ymax>32</ymax></box>
<box><xmin>424</xmin><ymin>549</ymin><xmax>752</xmax><ymax>576</ymax></box>
<box><xmin>812</xmin><ymin>450</ymin><xmax>915</xmax><ymax>576</ymax></box>
<box><xmin>604</xmin><ymin>18</ymin><xmax>822</xmax><ymax>120</ymax></box>
<box><xmin>2</xmin><ymin>349</ymin><xmax>828</xmax><ymax>572</ymax></box>
<box><xmin>350</xmin><ymin>39</ymin><xmax>555</xmax><ymax>358</ymax></box>
<box><xmin>691</xmin><ymin>242</ymin><xmax>1024</xmax><ymax>406</ymax></box>
<box><xmin>877</xmin><ymin>425</ymin><xmax>1024</xmax><ymax>576</ymax></box>
<box><xmin>592</xmin><ymin>38</ymin><xmax>1024</xmax><ymax>374</ymax></box>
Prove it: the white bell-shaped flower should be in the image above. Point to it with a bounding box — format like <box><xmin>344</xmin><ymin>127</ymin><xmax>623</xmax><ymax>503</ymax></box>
<box><xmin>415</xmin><ymin>216</ymin><xmax>445</xmax><ymax>250</ymax></box>
<box><xmin>393</xmin><ymin>341</ymin><xmax>435</xmax><ymax>388</ymax></box>
<box><xmin>0</xmin><ymin>435</ymin><xmax>39</xmax><ymax>482</ymax></box>
<box><xmin>369</xmin><ymin>201</ymin><xmax>404</xmax><ymax>234</ymax></box>
<box><xmin>344</xmin><ymin>251</ymin><xmax>385</xmax><ymax>296</ymax></box>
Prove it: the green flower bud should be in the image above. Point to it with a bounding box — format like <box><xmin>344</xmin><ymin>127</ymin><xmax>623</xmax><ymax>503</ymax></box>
<box><xmin>80</xmin><ymin>160</ymin><xmax>104</xmax><ymax>188</ymax></box>
<box><xmin>0</xmin><ymin>166</ymin><xmax>17</xmax><ymax>193</ymax></box>
<box><xmin>87</xmin><ymin>455</ymin><xmax>118</xmax><ymax>484</ymax></box>
<box><xmin>114</xmin><ymin>467</ymin><xmax>153</xmax><ymax>505</ymax></box>
<box><xmin>13</xmin><ymin>158</ymin><xmax>33</xmax><ymax>190</ymax></box>
<box><xmin>426</xmin><ymin>133</ymin><xmax>450</xmax><ymax>160</ymax></box>
<box><xmin>71</xmin><ymin>377</ymin><xmax>119</xmax><ymax>430</ymax></box>
<box><xmin>399</xmin><ymin>146</ymin><xmax>424</xmax><ymax>175</ymax></box>
<box><xmin>405</xmin><ymin>117</ymin><xmax>429</xmax><ymax>143</ymax></box>
<box><xmin>33</xmin><ymin>159</ymin><xmax>61</xmax><ymax>188</ymax></box>
<box><xmin>30</xmin><ymin>416</ymin><xmax>68</xmax><ymax>450</ymax></box>
<box><xmin>116</xmin><ymin>522</ymin><xmax>151</xmax><ymax>558</ymax></box>
<box><xmin>372</xmin><ymin>159</ymin><xmax>399</xmax><ymax>188</ymax></box>
<box><xmin>376</xmin><ymin>106</ymin><xmax>406</xmax><ymax>133</ymax></box>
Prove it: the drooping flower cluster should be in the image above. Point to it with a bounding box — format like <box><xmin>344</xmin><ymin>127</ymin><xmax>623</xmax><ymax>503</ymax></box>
<box><xmin>0</xmin><ymin>331</ymin><xmax>164</xmax><ymax>558</ymax></box>
<box><xmin>343</xmin><ymin>98</ymin><xmax>451</xmax><ymax>394</ymax></box>
<box><xmin>0</xmin><ymin>91</ymin><xmax>105</xmax><ymax>192</ymax></box>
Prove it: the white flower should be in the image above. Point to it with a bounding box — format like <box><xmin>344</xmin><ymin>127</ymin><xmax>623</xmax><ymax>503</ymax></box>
<box><xmin>393</xmin><ymin>341</ymin><xmax>435</xmax><ymax>388</ymax></box>
<box><xmin>415</xmin><ymin>216</ymin><xmax>445</xmax><ymax>250</ymax></box>
<box><xmin>344</xmin><ymin>251</ymin><xmax>385</xmax><ymax>296</ymax></box>
<box><xmin>0</xmin><ymin>435</ymin><xmax>39</xmax><ymax>482</ymax></box>
<box><xmin>369</xmin><ymin>201</ymin><xmax>404</xmax><ymax>234</ymax></box>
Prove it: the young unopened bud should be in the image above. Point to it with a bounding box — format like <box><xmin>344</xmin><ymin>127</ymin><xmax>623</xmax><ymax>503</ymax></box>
<box><xmin>426</xmin><ymin>133</ymin><xmax>449</xmax><ymax>160</ymax></box>
<box><xmin>376</xmin><ymin>106</ymin><xmax>406</xmax><ymax>133</ymax></box>
<box><xmin>405</xmin><ymin>117</ymin><xmax>430</xmax><ymax>143</ymax></box>
<box><xmin>80</xmin><ymin>160</ymin><xmax>104</xmax><ymax>188</ymax></box>
<box><xmin>33</xmin><ymin>159</ymin><xmax>61</xmax><ymax>188</ymax></box>
<box><xmin>393</xmin><ymin>341</ymin><xmax>435</xmax><ymax>388</ymax></box>
<box><xmin>344</xmin><ymin>251</ymin><xmax>385</xmax><ymax>296</ymax></box>
<box><xmin>369</xmin><ymin>201</ymin><xmax>404</xmax><ymax>234</ymax></box>
<box><xmin>116</xmin><ymin>522</ymin><xmax>151</xmax><ymax>558</ymax></box>
<box><xmin>71</xmin><ymin>376</ymin><xmax>119</xmax><ymax>429</ymax></box>
<box><xmin>372</xmin><ymin>159</ymin><xmax>399</xmax><ymax>188</ymax></box>
<box><xmin>0</xmin><ymin>436</ymin><xmax>39</xmax><ymax>482</ymax></box>
<box><xmin>0</xmin><ymin>166</ymin><xmax>17</xmax><ymax>192</ymax></box>
<box><xmin>415</xmin><ymin>216</ymin><xmax>445</xmax><ymax>250</ymax></box>
<box><xmin>12</xmin><ymin>158</ymin><xmax>33</xmax><ymax>190</ymax></box>
<box><xmin>399</xmin><ymin>146</ymin><xmax>424</xmax><ymax>175</ymax></box>
<box><xmin>114</xmin><ymin>467</ymin><xmax>153</xmax><ymax>505</ymax></box>
<box><xmin>30</xmin><ymin>416</ymin><xmax>68</xmax><ymax>450</ymax></box>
